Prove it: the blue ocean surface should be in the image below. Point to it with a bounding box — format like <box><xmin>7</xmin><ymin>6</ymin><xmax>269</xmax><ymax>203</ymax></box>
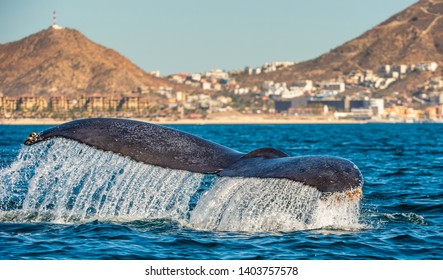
<box><xmin>0</xmin><ymin>123</ymin><xmax>442</xmax><ymax>260</ymax></box>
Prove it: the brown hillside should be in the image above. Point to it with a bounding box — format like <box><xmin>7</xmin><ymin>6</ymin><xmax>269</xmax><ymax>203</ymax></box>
<box><xmin>237</xmin><ymin>0</ymin><xmax>443</xmax><ymax>87</ymax></box>
<box><xmin>0</xmin><ymin>26</ymin><xmax>182</xmax><ymax>97</ymax></box>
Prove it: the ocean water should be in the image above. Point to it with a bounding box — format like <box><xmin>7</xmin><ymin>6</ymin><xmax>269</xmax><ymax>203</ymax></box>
<box><xmin>0</xmin><ymin>123</ymin><xmax>442</xmax><ymax>260</ymax></box>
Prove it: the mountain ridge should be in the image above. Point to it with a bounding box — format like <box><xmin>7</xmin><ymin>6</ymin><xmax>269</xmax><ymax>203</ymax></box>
<box><xmin>0</xmin><ymin>26</ymin><xmax>181</xmax><ymax>97</ymax></box>
<box><xmin>236</xmin><ymin>0</ymin><xmax>443</xmax><ymax>89</ymax></box>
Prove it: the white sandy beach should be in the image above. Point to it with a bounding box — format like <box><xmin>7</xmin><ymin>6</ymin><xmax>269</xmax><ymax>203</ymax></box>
<box><xmin>0</xmin><ymin>113</ymin><xmax>368</xmax><ymax>125</ymax></box>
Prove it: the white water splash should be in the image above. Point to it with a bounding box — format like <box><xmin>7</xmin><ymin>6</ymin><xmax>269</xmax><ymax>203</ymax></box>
<box><xmin>189</xmin><ymin>177</ymin><xmax>361</xmax><ymax>232</ymax></box>
<box><xmin>0</xmin><ymin>138</ymin><xmax>362</xmax><ymax>232</ymax></box>
<box><xmin>0</xmin><ymin>139</ymin><xmax>203</xmax><ymax>223</ymax></box>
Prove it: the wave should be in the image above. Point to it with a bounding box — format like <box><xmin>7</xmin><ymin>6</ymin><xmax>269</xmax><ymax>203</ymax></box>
<box><xmin>0</xmin><ymin>138</ymin><xmax>362</xmax><ymax>232</ymax></box>
<box><xmin>379</xmin><ymin>213</ymin><xmax>427</xmax><ymax>225</ymax></box>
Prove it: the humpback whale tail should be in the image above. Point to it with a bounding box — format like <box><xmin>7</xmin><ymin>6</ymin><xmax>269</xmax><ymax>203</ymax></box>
<box><xmin>24</xmin><ymin>118</ymin><xmax>363</xmax><ymax>196</ymax></box>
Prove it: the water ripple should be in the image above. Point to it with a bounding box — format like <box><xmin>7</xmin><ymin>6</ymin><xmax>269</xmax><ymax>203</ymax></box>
<box><xmin>0</xmin><ymin>123</ymin><xmax>442</xmax><ymax>259</ymax></box>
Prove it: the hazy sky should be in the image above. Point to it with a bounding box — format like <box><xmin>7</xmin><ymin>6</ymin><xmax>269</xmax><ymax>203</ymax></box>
<box><xmin>0</xmin><ymin>0</ymin><xmax>417</xmax><ymax>75</ymax></box>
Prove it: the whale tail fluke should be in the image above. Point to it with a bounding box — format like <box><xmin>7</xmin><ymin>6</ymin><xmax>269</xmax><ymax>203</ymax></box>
<box><xmin>22</xmin><ymin>118</ymin><xmax>363</xmax><ymax>195</ymax></box>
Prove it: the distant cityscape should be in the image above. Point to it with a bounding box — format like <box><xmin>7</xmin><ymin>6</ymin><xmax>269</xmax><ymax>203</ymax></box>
<box><xmin>163</xmin><ymin>60</ymin><xmax>443</xmax><ymax>122</ymax></box>
<box><xmin>0</xmin><ymin>22</ymin><xmax>442</xmax><ymax>123</ymax></box>
<box><xmin>1</xmin><ymin>60</ymin><xmax>442</xmax><ymax>122</ymax></box>
<box><xmin>2</xmin><ymin>0</ymin><xmax>443</xmax><ymax>123</ymax></box>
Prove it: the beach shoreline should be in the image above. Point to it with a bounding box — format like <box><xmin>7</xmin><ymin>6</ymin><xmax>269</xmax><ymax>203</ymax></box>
<box><xmin>0</xmin><ymin>115</ymin><xmax>372</xmax><ymax>125</ymax></box>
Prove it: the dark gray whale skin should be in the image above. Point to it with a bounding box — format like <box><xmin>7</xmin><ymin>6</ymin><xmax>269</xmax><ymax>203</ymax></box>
<box><xmin>24</xmin><ymin>118</ymin><xmax>363</xmax><ymax>194</ymax></box>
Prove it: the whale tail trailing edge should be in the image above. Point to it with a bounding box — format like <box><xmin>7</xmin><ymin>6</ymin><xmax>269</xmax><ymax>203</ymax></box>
<box><xmin>24</xmin><ymin>118</ymin><xmax>363</xmax><ymax>194</ymax></box>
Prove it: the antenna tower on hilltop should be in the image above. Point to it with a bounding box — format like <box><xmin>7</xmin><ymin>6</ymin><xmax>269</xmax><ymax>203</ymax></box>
<box><xmin>53</xmin><ymin>10</ymin><xmax>57</xmax><ymax>26</ymax></box>
<box><xmin>52</xmin><ymin>10</ymin><xmax>62</xmax><ymax>29</ymax></box>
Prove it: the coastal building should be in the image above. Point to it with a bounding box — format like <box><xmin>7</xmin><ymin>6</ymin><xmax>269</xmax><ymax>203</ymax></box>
<box><xmin>149</xmin><ymin>71</ymin><xmax>160</xmax><ymax>78</ymax></box>
<box><xmin>334</xmin><ymin>109</ymin><xmax>369</xmax><ymax>120</ymax></box>
<box><xmin>308</xmin><ymin>98</ymin><xmax>347</xmax><ymax>111</ymax></box>
<box><xmin>416</xmin><ymin>62</ymin><xmax>438</xmax><ymax>72</ymax></box>
<box><xmin>276</xmin><ymin>95</ymin><xmax>384</xmax><ymax>119</ymax></box>
<box><xmin>234</xmin><ymin>88</ymin><xmax>250</xmax><ymax>95</ymax></box>
<box><xmin>244</xmin><ymin>67</ymin><xmax>253</xmax><ymax>75</ymax></box>
<box><xmin>253</xmin><ymin>68</ymin><xmax>262</xmax><ymax>75</ymax></box>
<box><xmin>82</xmin><ymin>94</ymin><xmax>102</xmax><ymax>111</ymax></box>
<box><xmin>169</xmin><ymin>73</ymin><xmax>187</xmax><ymax>84</ymax></box>
<box><xmin>263</xmin><ymin>82</ymin><xmax>304</xmax><ymax>98</ymax></box>
<box><xmin>138</xmin><ymin>96</ymin><xmax>152</xmax><ymax>112</ymax></box>
<box><xmin>136</xmin><ymin>85</ymin><xmax>152</xmax><ymax>94</ymax></box>
<box><xmin>50</xmin><ymin>96</ymin><xmax>70</xmax><ymax>111</ymax></box>
<box><xmin>1</xmin><ymin>96</ymin><xmax>18</xmax><ymax>115</ymax></box>
<box><xmin>17</xmin><ymin>95</ymin><xmax>36</xmax><ymax>111</ymax></box>
<box><xmin>274</xmin><ymin>100</ymin><xmax>290</xmax><ymax>113</ymax></box>
<box><xmin>202</xmin><ymin>82</ymin><xmax>211</xmax><ymax>90</ymax></box>
<box><xmin>263</xmin><ymin>64</ymin><xmax>276</xmax><ymax>73</ymax></box>
<box><xmin>120</xmin><ymin>94</ymin><xmax>140</xmax><ymax>111</ymax></box>
<box><xmin>364</xmin><ymin>70</ymin><xmax>375</xmax><ymax>81</ymax></box>
<box><xmin>263</xmin><ymin>62</ymin><xmax>295</xmax><ymax>72</ymax></box>
<box><xmin>379</xmin><ymin>65</ymin><xmax>392</xmax><ymax>76</ymax></box>
<box><xmin>213</xmin><ymin>83</ymin><xmax>222</xmax><ymax>91</ymax></box>
<box><xmin>274</xmin><ymin>98</ymin><xmax>311</xmax><ymax>113</ymax></box>
<box><xmin>175</xmin><ymin>91</ymin><xmax>185</xmax><ymax>102</ymax></box>
<box><xmin>384</xmin><ymin>106</ymin><xmax>423</xmax><ymax>122</ymax></box>
<box><xmin>346</xmin><ymin>71</ymin><xmax>365</xmax><ymax>84</ymax></box>
<box><xmin>17</xmin><ymin>95</ymin><xmax>48</xmax><ymax>112</ymax></box>
<box><xmin>190</xmin><ymin>73</ymin><xmax>202</xmax><ymax>82</ymax></box>
<box><xmin>320</xmin><ymin>81</ymin><xmax>346</xmax><ymax>93</ymax></box>
<box><xmin>108</xmin><ymin>96</ymin><xmax>121</xmax><ymax>111</ymax></box>
<box><xmin>370</xmin><ymin>98</ymin><xmax>385</xmax><ymax>117</ymax></box>
<box><xmin>426</xmin><ymin>105</ymin><xmax>443</xmax><ymax>120</ymax></box>
<box><xmin>205</xmin><ymin>69</ymin><xmax>229</xmax><ymax>80</ymax></box>
<box><xmin>281</xmin><ymin>87</ymin><xmax>304</xmax><ymax>99</ymax></box>
<box><xmin>429</xmin><ymin>77</ymin><xmax>443</xmax><ymax>89</ymax></box>
<box><xmin>393</xmin><ymin>65</ymin><xmax>408</xmax><ymax>74</ymax></box>
<box><xmin>291</xmin><ymin>80</ymin><xmax>313</xmax><ymax>92</ymax></box>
